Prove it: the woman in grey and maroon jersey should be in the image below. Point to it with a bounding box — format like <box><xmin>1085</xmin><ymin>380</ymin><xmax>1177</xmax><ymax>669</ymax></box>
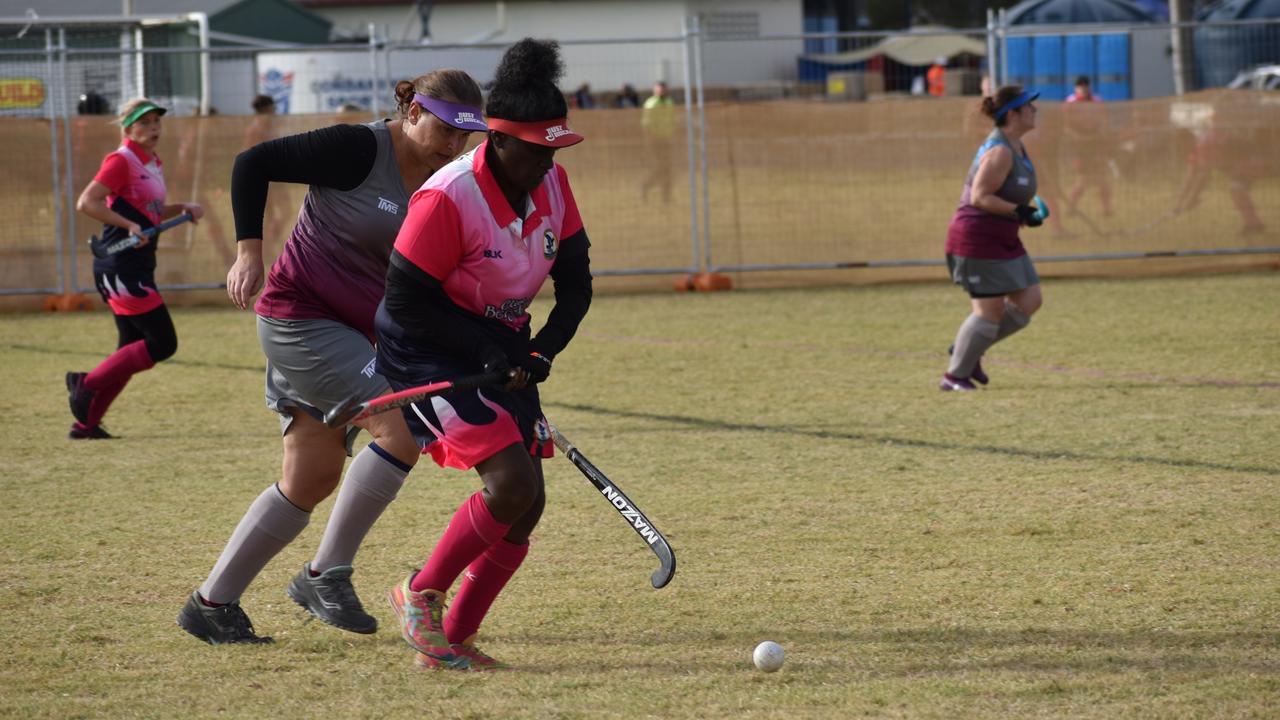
<box><xmin>67</xmin><ymin>98</ymin><xmax>204</xmax><ymax>440</ymax></box>
<box><xmin>941</xmin><ymin>85</ymin><xmax>1048</xmax><ymax>392</ymax></box>
<box><xmin>178</xmin><ymin>70</ymin><xmax>487</xmax><ymax>646</ymax></box>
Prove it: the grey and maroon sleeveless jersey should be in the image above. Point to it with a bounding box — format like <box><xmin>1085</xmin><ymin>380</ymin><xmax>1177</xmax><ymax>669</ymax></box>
<box><xmin>255</xmin><ymin>121</ymin><xmax>409</xmax><ymax>340</ymax></box>
<box><xmin>946</xmin><ymin>128</ymin><xmax>1036</xmax><ymax>260</ymax></box>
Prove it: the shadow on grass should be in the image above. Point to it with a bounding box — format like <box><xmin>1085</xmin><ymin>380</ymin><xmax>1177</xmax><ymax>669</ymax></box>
<box><xmin>5</xmin><ymin>343</ymin><xmax>263</xmax><ymax>373</ymax></box>
<box><xmin>546</xmin><ymin>401</ymin><xmax>1280</xmax><ymax>477</ymax></box>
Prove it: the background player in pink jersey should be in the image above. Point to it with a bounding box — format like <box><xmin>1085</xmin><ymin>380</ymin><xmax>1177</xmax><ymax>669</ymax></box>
<box><xmin>66</xmin><ymin>98</ymin><xmax>204</xmax><ymax>439</ymax></box>
<box><xmin>375</xmin><ymin>38</ymin><xmax>594</xmax><ymax>671</ymax></box>
<box><xmin>1063</xmin><ymin>76</ymin><xmax>1114</xmax><ymax>219</ymax></box>
<box><xmin>178</xmin><ymin>70</ymin><xmax>486</xmax><ymax>645</ymax></box>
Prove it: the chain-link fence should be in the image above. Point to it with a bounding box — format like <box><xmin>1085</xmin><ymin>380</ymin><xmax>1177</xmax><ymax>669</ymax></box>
<box><xmin>2</xmin><ymin>15</ymin><xmax>1277</xmax><ymax>299</ymax></box>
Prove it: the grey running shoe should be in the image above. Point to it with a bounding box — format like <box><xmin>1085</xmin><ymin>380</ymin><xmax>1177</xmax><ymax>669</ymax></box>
<box><xmin>287</xmin><ymin>562</ymin><xmax>377</xmax><ymax>634</ymax></box>
<box><xmin>177</xmin><ymin>591</ymin><xmax>274</xmax><ymax>645</ymax></box>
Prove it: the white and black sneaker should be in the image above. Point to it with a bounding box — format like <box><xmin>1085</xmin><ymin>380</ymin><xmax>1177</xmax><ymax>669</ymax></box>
<box><xmin>286</xmin><ymin>562</ymin><xmax>377</xmax><ymax>634</ymax></box>
<box><xmin>177</xmin><ymin>591</ymin><xmax>274</xmax><ymax>645</ymax></box>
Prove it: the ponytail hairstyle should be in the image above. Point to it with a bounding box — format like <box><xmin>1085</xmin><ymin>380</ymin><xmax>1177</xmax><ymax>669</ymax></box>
<box><xmin>981</xmin><ymin>84</ymin><xmax>1027</xmax><ymax>127</ymax></box>
<box><xmin>485</xmin><ymin>38</ymin><xmax>569</xmax><ymax>122</ymax></box>
<box><xmin>393</xmin><ymin>68</ymin><xmax>484</xmax><ymax>119</ymax></box>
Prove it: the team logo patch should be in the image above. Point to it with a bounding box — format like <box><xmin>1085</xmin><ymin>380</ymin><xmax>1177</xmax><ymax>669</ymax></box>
<box><xmin>542</xmin><ymin>230</ymin><xmax>557</xmax><ymax>260</ymax></box>
<box><xmin>534</xmin><ymin>417</ymin><xmax>552</xmax><ymax>443</ymax></box>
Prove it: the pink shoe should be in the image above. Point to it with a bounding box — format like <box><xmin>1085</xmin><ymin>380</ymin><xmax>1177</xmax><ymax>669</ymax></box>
<box><xmin>387</xmin><ymin>575</ymin><xmax>449</xmax><ymax>658</ymax></box>
<box><xmin>414</xmin><ymin>642</ymin><xmax>510</xmax><ymax>672</ymax></box>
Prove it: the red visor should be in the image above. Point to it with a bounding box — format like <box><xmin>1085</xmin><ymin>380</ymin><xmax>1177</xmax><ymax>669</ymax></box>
<box><xmin>488</xmin><ymin>117</ymin><xmax>584</xmax><ymax>148</ymax></box>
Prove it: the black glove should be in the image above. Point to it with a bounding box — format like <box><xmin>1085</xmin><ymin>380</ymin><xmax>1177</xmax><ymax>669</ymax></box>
<box><xmin>517</xmin><ymin>350</ymin><xmax>553</xmax><ymax>384</ymax></box>
<box><xmin>1014</xmin><ymin>204</ymin><xmax>1043</xmax><ymax>227</ymax></box>
<box><xmin>479</xmin><ymin>345</ymin><xmax>512</xmax><ymax>380</ymax></box>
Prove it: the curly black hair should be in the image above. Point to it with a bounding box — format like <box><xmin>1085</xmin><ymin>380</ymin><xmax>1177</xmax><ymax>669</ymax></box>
<box><xmin>486</xmin><ymin>38</ymin><xmax>569</xmax><ymax>122</ymax></box>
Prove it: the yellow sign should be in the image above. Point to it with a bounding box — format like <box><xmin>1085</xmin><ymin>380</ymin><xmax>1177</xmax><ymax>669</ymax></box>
<box><xmin>0</xmin><ymin>78</ymin><xmax>45</xmax><ymax>109</ymax></box>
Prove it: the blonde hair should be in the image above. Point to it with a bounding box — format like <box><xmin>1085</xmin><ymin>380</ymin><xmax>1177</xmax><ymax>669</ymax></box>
<box><xmin>116</xmin><ymin>97</ymin><xmax>161</xmax><ymax>128</ymax></box>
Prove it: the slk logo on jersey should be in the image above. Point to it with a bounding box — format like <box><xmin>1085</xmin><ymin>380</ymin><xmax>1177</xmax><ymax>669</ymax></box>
<box><xmin>542</xmin><ymin>230</ymin><xmax>557</xmax><ymax>260</ymax></box>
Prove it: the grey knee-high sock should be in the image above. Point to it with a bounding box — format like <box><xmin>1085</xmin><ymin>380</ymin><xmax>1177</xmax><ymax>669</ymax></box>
<box><xmin>311</xmin><ymin>443</ymin><xmax>410</xmax><ymax>572</ymax></box>
<box><xmin>199</xmin><ymin>484</ymin><xmax>310</xmax><ymax>604</ymax></box>
<box><xmin>948</xmin><ymin>313</ymin><xmax>1000</xmax><ymax>378</ymax></box>
<box><xmin>994</xmin><ymin>303</ymin><xmax>1031</xmax><ymax>343</ymax></box>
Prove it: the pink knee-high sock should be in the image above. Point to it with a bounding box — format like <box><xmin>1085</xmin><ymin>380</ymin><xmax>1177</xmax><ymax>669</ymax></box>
<box><xmin>444</xmin><ymin>539</ymin><xmax>529</xmax><ymax>644</ymax></box>
<box><xmin>87</xmin><ymin>379</ymin><xmax>129</xmax><ymax>427</ymax></box>
<box><xmin>85</xmin><ymin>340</ymin><xmax>154</xmax><ymax>391</ymax></box>
<box><xmin>411</xmin><ymin>491</ymin><xmax>511</xmax><ymax>594</ymax></box>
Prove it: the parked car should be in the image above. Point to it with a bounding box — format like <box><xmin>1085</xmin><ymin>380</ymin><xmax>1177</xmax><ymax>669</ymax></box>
<box><xmin>1227</xmin><ymin>64</ymin><xmax>1280</xmax><ymax>90</ymax></box>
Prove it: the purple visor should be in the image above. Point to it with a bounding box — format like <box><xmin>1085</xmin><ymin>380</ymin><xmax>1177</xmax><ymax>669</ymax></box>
<box><xmin>414</xmin><ymin>94</ymin><xmax>487</xmax><ymax>131</ymax></box>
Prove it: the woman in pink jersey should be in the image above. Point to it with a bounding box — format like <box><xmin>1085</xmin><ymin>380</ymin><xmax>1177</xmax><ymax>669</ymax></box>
<box><xmin>941</xmin><ymin>85</ymin><xmax>1048</xmax><ymax>392</ymax></box>
<box><xmin>375</xmin><ymin>38</ymin><xmax>593</xmax><ymax>671</ymax></box>
<box><xmin>178</xmin><ymin>71</ymin><xmax>487</xmax><ymax>646</ymax></box>
<box><xmin>66</xmin><ymin>98</ymin><xmax>204</xmax><ymax>439</ymax></box>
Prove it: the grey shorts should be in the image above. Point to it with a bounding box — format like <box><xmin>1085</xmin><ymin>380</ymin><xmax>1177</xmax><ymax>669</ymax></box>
<box><xmin>946</xmin><ymin>253</ymin><xmax>1041</xmax><ymax>298</ymax></box>
<box><xmin>256</xmin><ymin>316</ymin><xmax>391</xmax><ymax>455</ymax></box>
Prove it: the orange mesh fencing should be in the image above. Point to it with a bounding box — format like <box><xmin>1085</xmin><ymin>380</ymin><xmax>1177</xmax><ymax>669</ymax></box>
<box><xmin>3</xmin><ymin>89</ymin><xmax>1276</xmax><ymax>308</ymax></box>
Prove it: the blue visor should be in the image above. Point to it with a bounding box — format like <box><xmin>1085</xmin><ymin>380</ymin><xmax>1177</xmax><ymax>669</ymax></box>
<box><xmin>995</xmin><ymin>91</ymin><xmax>1040</xmax><ymax>121</ymax></box>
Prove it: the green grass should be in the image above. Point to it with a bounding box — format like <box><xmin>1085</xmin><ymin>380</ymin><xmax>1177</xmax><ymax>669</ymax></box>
<box><xmin>2</xmin><ymin>273</ymin><xmax>1278</xmax><ymax>719</ymax></box>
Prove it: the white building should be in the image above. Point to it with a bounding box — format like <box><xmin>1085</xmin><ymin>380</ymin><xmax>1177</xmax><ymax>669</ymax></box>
<box><xmin>297</xmin><ymin>0</ymin><xmax>804</xmax><ymax>98</ymax></box>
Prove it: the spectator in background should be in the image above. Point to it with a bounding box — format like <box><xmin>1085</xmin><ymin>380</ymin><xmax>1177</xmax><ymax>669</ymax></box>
<box><xmin>927</xmin><ymin>57</ymin><xmax>948</xmax><ymax>97</ymax></box>
<box><xmin>641</xmin><ymin>80</ymin><xmax>676</xmax><ymax>204</ymax></box>
<box><xmin>78</xmin><ymin>92</ymin><xmax>111</xmax><ymax>116</ymax></box>
<box><xmin>572</xmin><ymin>83</ymin><xmax>595</xmax><ymax>109</ymax></box>
<box><xmin>614</xmin><ymin>83</ymin><xmax>641</xmax><ymax>109</ymax></box>
<box><xmin>243</xmin><ymin>94</ymin><xmax>289</xmax><ymax>257</ymax></box>
<box><xmin>1063</xmin><ymin>76</ymin><xmax>1113</xmax><ymax>218</ymax></box>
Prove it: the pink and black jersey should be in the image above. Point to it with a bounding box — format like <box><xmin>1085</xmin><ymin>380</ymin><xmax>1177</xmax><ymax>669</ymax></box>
<box><xmin>393</xmin><ymin>142</ymin><xmax>584</xmax><ymax>333</ymax></box>
<box><xmin>92</xmin><ymin>138</ymin><xmax>166</xmax><ymax>274</ymax></box>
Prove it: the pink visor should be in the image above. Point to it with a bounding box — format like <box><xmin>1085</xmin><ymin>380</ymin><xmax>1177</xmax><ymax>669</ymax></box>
<box><xmin>414</xmin><ymin>94</ymin><xmax>487</xmax><ymax>131</ymax></box>
<box><xmin>487</xmin><ymin>117</ymin><xmax>584</xmax><ymax>148</ymax></box>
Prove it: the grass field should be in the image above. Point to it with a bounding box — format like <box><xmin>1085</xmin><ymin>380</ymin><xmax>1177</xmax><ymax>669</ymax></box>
<box><xmin>2</xmin><ymin>272</ymin><xmax>1278</xmax><ymax>719</ymax></box>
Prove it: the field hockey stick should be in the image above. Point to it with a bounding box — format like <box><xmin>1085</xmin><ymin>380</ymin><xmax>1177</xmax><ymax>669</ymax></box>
<box><xmin>1124</xmin><ymin>208</ymin><xmax>1182</xmax><ymax>238</ymax></box>
<box><xmin>323</xmin><ymin>370</ymin><xmax>507</xmax><ymax>428</ymax></box>
<box><xmin>90</xmin><ymin>212</ymin><xmax>195</xmax><ymax>256</ymax></box>
<box><xmin>548</xmin><ymin>424</ymin><xmax>676</xmax><ymax>589</ymax></box>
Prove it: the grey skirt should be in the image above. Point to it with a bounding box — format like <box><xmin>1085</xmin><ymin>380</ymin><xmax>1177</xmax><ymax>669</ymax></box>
<box><xmin>946</xmin><ymin>253</ymin><xmax>1040</xmax><ymax>298</ymax></box>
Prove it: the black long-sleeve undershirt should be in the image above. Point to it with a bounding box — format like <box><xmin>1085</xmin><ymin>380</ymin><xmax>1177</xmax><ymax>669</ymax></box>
<box><xmin>231</xmin><ymin>123</ymin><xmax>378</xmax><ymax>241</ymax></box>
<box><xmin>383</xmin><ymin>230</ymin><xmax>593</xmax><ymax>364</ymax></box>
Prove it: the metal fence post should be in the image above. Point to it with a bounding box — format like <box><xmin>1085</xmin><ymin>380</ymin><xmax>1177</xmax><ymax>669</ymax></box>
<box><xmin>46</xmin><ymin>28</ymin><xmax>64</xmax><ymax>296</ymax></box>
<box><xmin>693</xmin><ymin>13</ymin><xmax>710</xmax><ymax>272</ymax></box>
<box><xmin>986</xmin><ymin>9</ymin><xmax>998</xmax><ymax>87</ymax></box>
<box><xmin>368</xmin><ymin>23</ymin><xmax>381</xmax><ymax>118</ymax></box>
<box><xmin>59</xmin><ymin>28</ymin><xmax>81</xmax><ymax>293</ymax></box>
<box><xmin>681</xmin><ymin>15</ymin><xmax>699</xmax><ymax>272</ymax></box>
